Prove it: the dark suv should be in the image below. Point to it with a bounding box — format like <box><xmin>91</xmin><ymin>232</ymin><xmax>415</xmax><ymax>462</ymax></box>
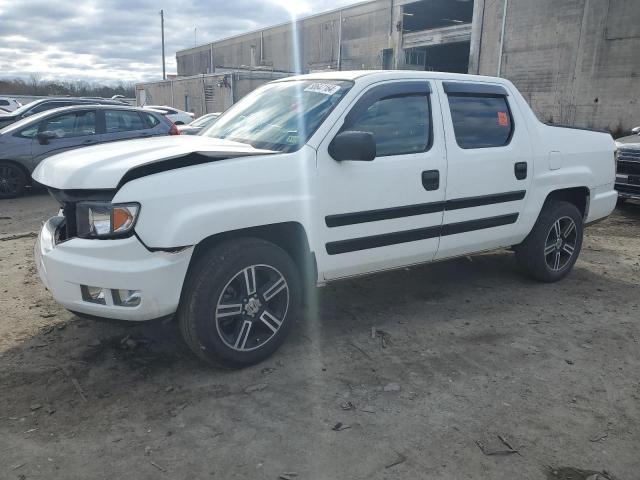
<box><xmin>0</xmin><ymin>97</ymin><xmax>127</xmax><ymax>130</ymax></box>
<box><xmin>615</xmin><ymin>127</ymin><xmax>640</xmax><ymax>201</ymax></box>
<box><xmin>0</xmin><ymin>105</ymin><xmax>178</xmax><ymax>198</ymax></box>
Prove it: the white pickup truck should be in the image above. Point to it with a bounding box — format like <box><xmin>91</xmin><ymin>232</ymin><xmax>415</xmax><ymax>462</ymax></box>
<box><xmin>33</xmin><ymin>71</ymin><xmax>617</xmax><ymax>366</ymax></box>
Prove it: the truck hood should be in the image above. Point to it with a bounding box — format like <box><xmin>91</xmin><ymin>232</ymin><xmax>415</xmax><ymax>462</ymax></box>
<box><xmin>615</xmin><ymin>134</ymin><xmax>640</xmax><ymax>147</ymax></box>
<box><xmin>32</xmin><ymin>135</ymin><xmax>278</xmax><ymax>190</ymax></box>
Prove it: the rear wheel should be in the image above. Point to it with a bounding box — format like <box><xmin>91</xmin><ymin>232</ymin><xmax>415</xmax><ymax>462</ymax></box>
<box><xmin>0</xmin><ymin>161</ymin><xmax>27</xmax><ymax>199</ymax></box>
<box><xmin>178</xmin><ymin>238</ymin><xmax>301</xmax><ymax>367</ymax></box>
<box><xmin>515</xmin><ymin>200</ymin><xmax>583</xmax><ymax>282</ymax></box>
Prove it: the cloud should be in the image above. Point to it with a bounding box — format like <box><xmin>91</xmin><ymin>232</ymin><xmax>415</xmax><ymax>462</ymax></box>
<box><xmin>0</xmin><ymin>0</ymin><xmax>360</xmax><ymax>85</ymax></box>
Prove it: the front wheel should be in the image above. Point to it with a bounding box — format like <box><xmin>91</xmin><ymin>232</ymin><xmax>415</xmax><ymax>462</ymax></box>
<box><xmin>515</xmin><ymin>200</ymin><xmax>583</xmax><ymax>282</ymax></box>
<box><xmin>0</xmin><ymin>161</ymin><xmax>27</xmax><ymax>199</ymax></box>
<box><xmin>178</xmin><ymin>238</ymin><xmax>301</xmax><ymax>367</ymax></box>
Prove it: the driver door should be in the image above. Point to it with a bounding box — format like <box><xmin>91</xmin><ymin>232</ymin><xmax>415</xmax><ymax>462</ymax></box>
<box><xmin>315</xmin><ymin>81</ymin><xmax>447</xmax><ymax>280</ymax></box>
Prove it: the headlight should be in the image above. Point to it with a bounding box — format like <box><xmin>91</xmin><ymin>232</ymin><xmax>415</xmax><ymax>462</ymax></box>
<box><xmin>76</xmin><ymin>202</ymin><xmax>140</xmax><ymax>238</ymax></box>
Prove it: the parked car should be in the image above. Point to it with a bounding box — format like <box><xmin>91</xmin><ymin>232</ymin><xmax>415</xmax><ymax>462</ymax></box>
<box><xmin>0</xmin><ymin>106</ymin><xmax>10</xmax><ymax>113</ymax></box>
<box><xmin>615</xmin><ymin>126</ymin><xmax>640</xmax><ymax>201</ymax></box>
<box><xmin>0</xmin><ymin>105</ymin><xmax>178</xmax><ymax>198</ymax></box>
<box><xmin>177</xmin><ymin>112</ymin><xmax>221</xmax><ymax>135</ymax></box>
<box><xmin>143</xmin><ymin>105</ymin><xmax>194</xmax><ymax>125</ymax></box>
<box><xmin>0</xmin><ymin>97</ymin><xmax>22</xmax><ymax>112</ymax></box>
<box><xmin>0</xmin><ymin>97</ymin><xmax>127</xmax><ymax>130</ymax></box>
<box><xmin>32</xmin><ymin>71</ymin><xmax>617</xmax><ymax>367</ymax></box>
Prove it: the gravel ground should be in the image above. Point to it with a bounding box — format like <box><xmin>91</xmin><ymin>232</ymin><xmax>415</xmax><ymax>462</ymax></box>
<box><xmin>0</xmin><ymin>193</ymin><xmax>639</xmax><ymax>480</ymax></box>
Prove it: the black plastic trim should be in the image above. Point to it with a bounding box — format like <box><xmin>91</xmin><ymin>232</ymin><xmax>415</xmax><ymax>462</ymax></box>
<box><xmin>444</xmin><ymin>190</ymin><xmax>525</xmax><ymax>211</ymax></box>
<box><xmin>441</xmin><ymin>213</ymin><xmax>518</xmax><ymax>236</ymax></box>
<box><xmin>325</xmin><ymin>190</ymin><xmax>525</xmax><ymax>227</ymax></box>
<box><xmin>326</xmin><ymin>201</ymin><xmax>445</xmax><ymax>227</ymax></box>
<box><xmin>325</xmin><ymin>213</ymin><xmax>519</xmax><ymax>255</ymax></box>
<box><xmin>116</xmin><ymin>151</ymin><xmax>273</xmax><ymax>190</ymax></box>
<box><xmin>443</xmin><ymin>82</ymin><xmax>509</xmax><ymax>97</ymax></box>
<box><xmin>326</xmin><ymin>225</ymin><xmax>441</xmax><ymax>255</ymax></box>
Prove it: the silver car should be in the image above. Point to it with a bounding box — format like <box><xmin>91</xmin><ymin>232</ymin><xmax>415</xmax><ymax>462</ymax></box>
<box><xmin>0</xmin><ymin>105</ymin><xmax>177</xmax><ymax>198</ymax></box>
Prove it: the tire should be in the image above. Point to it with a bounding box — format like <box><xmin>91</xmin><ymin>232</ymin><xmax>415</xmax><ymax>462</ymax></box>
<box><xmin>514</xmin><ymin>200</ymin><xmax>583</xmax><ymax>282</ymax></box>
<box><xmin>0</xmin><ymin>161</ymin><xmax>27</xmax><ymax>199</ymax></box>
<box><xmin>178</xmin><ymin>238</ymin><xmax>301</xmax><ymax>367</ymax></box>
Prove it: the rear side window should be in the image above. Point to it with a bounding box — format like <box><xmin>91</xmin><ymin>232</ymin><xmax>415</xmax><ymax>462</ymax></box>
<box><xmin>143</xmin><ymin>112</ymin><xmax>160</xmax><ymax>127</ymax></box>
<box><xmin>105</xmin><ymin>110</ymin><xmax>145</xmax><ymax>132</ymax></box>
<box><xmin>447</xmin><ymin>95</ymin><xmax>513</xmax><ymax>149</ymax></box>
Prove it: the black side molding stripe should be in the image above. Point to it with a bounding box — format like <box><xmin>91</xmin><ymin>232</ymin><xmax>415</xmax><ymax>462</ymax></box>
<box><xmin>326</xmin><ymin>201</ymin><xmax>445</xmax><ymax>227</ymax></box>
<box><xmin>441</xmin><ymin>213</ymin><xmax>518</xmax><ymax>236</ymax></box>
<box><xmin>326</xmin><ymin>226</ymin><xmax>441</xmax><ymax>255</ymax></box>
<box><xmin>325</xmin><ymin>190</ymin><xmax>525</xmax><ymax>227</ymax></box>
<box><xmin>444</xmin><ymin>190</ymin><xmax>525</xmax><ymax>211</ymax></box>
<box><xmin>326</xmin><ymin>213</ymin><xmax>519</xmax><ymax>255</ymax></box>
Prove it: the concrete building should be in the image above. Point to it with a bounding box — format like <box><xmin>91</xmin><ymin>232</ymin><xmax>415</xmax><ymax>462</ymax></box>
<box><xmin>136</xmin><ymin>70</ymin><xmax>289</xmax><ymax>118</ymax></box>
<box><xmin>142</xmin><ymin>0</ymin><xmax>639</xmax><ymax>133</ymax></box>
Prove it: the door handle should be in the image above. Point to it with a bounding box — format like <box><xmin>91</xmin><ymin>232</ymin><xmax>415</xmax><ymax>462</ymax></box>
<box><xmin>82</xmin><ymin>139</ymin><xmax>95</xmax><ymax>144</ymax></box>
<box><xmin>514</xmin><ymin>162</ymin><xmax>527</xmax><ymax>180</ymax></box>
<box><xmin>422</xmin><ymin>170</ymin><xmax>439</xmax><ymax>191</ymax></box>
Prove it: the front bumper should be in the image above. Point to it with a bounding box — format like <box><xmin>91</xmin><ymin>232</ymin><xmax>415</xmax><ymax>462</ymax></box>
<box><xmin>615</xmin><ymin>174</ymin><xmax>640</xmax><ymax>200</ymax></box>
<box><xmin>35</xmin><ymin>216</ymin><xmax>193</xmax><ymax>321</ymax></box>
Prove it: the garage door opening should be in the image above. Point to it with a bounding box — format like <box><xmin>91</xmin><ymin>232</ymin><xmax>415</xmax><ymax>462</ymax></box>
<box><xmin>402</xmin><ymin>0</ymin><xmax>474</xmax><ymax>32</ymax></box>
<box><xmin>405</xmin><ymin>42</ymin><xmax>470</xmax><ymax>73</ymax></box>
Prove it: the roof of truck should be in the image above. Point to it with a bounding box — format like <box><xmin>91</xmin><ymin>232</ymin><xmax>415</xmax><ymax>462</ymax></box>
<box><xmin>275</xmin><ymin>70</ymin><xmax>508</xmax><ymax>84</ymax></box>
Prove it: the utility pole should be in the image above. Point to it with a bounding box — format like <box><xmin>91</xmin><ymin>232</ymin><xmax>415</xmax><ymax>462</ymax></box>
<box><xmin>160</xmin><ymin>9</ymin><xmax>166</xmax><ymax>80</ymax></box>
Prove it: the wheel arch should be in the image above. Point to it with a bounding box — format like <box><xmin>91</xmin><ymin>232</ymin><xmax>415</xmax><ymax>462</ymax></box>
<box><xmin>187</xmin><ymin>221</ymin><xmax>317</xmax><ymax>288</ymax></box>
<box><xmin>0</xmin><ymin>158</ymin><xmax>32</xmax><ymax>185</ymax></box>
<box><xmin>543</xmin><ymin>186</ymin><xmax>590</xmax><ymax>219</ymax></box>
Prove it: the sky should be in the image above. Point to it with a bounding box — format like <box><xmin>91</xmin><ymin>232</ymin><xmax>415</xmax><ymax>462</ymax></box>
<box><xmin>0</xmin><ymin>0</ymin><xmax>360</xmax><ymax>85</ymax></box>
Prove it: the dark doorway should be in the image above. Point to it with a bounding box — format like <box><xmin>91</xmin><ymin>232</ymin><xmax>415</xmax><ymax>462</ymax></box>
<box><xmin>382</xmin><ymin>49</ymin><xmax>394</xmax><ymax>69</ymax></box>
<box><xmin>402</xmin><ymin>0</ymin><xmax>474</xmax><ymax>32</ymax></box>
<box><xmin>423</xmin><ymin>42</ymin><xmax>470</xmax><ymax>73</ymax></box>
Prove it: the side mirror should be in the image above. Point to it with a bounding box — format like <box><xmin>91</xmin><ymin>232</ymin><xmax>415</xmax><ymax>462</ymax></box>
<box><xmin>37</xmin><ymin>131</ymin><xmax>57</xmax><ymax>145</ymax></box>
<box><xmin>632</xmin><ymin>126</ymin><xmax>640</xmax><ymax>135</ymax></box>
<box><xmin>329</xmin><ymin>131</ymin><xmax>376</xmax><ymax>161</ymax></box>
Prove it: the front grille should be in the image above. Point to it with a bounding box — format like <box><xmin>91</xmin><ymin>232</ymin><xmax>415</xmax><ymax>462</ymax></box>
<box><xmin>618</xmin><ymin>147</ymin><xmax>640</xmax><ymax>163</ymax></box>
<box><xmin>615</xmin><ymin>183</ymin><xmax>640</xmax><ymax>195</ymax></box>
<box><xmin>618</xmin><ymin>161</ymin><xmax>640</xmax><ymax>176</ymax></box>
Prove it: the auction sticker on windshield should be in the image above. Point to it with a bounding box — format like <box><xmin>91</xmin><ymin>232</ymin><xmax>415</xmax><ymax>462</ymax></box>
<box><xmin>304</xmin><ymin>83</ymin><xmax>341</xmax><ymax>95</ymax></box>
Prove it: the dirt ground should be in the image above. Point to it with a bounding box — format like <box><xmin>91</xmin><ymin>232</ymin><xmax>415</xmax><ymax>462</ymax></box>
<box><xmin>0</xmin><ymin>192</ymin><xmax>639</xmax><ymax>480</ymax></box>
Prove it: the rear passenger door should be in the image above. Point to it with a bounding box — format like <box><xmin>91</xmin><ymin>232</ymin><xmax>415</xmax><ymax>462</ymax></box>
<box><xmin>435</xmin><ymin>81</ymin><xmax>533</xmax><ymax>260</ymax></box>
<box><xmin>316</xmin><ymin>81</ymin><xmax>447</xmax><ymax>280</ymax></box>
<box><xmin>99</xmin><ymin>110</ymin><xmax>151</xmax><ymax>143</ymax></box>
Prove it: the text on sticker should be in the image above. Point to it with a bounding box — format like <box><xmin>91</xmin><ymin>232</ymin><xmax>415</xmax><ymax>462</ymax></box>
<box><xmin>304</xmin><ymin>83</ymin><xmax>341</xmax><ymax>95</ymax></box>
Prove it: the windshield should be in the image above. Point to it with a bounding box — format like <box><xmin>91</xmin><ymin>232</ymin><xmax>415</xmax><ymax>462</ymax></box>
<box><xmin>10</xmin><ymin>100</ymin><xmax>42</xmax><ymax>116</ymax></box>
<box><xmin>191</xmin><ymin>114</ymin><xmax>220</xmax><ymax>128</ymax></box>
<box><xmin>0</xmin><ymin>109</ymin><xmax>55</xmax><ymax>134</ymax></box>
<box><xmin>201</xmin><ymin>80</ymin><xmax>353</xmax><ymax>152</ymax></box>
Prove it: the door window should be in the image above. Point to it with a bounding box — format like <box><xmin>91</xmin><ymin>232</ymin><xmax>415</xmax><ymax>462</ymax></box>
<box><xmin>143</xmin><ymin>112</ymin><xmax>160</xmax><ymax>127</ymax></box>
<box><xmin>40</xmin><ymin>111</ymin><xmax>96</xmax><ymax>138</ymax></box>
<box><xmin>105</xmin><ymin>110</ymin><xmax>145</xmax><ymax>133</ymax></box>
<box><xmin>447</xmin><ymin>95</ymin><xmax>514</xmax><ymax>149</ymax></box>
<box><xmin>343</xmin><ymin>90</ymin><xmax>431</xmax><ymax>157</ymax></box>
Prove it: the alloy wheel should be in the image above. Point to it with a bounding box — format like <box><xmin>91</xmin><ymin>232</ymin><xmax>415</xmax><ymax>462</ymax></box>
<box><xmin>0</xmin><ymin>165</ymin><xmax>22</xmax><ymax>196</ymax></box>
<box><xmin>544</xmin><ymin>216</ymin><xmax>577</xmax><ymax>271</ymax></box>
<box><xmin>214</xmin><ymin>264</ymin><xmax>289</xmax><ymax>352</ymax></box>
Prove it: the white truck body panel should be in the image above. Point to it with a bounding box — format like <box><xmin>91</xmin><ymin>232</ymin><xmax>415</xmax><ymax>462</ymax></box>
<box><xmin>32</xmin><ymin>71</ymin><xmax>617</xmax><ymax>321</ymax></box>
